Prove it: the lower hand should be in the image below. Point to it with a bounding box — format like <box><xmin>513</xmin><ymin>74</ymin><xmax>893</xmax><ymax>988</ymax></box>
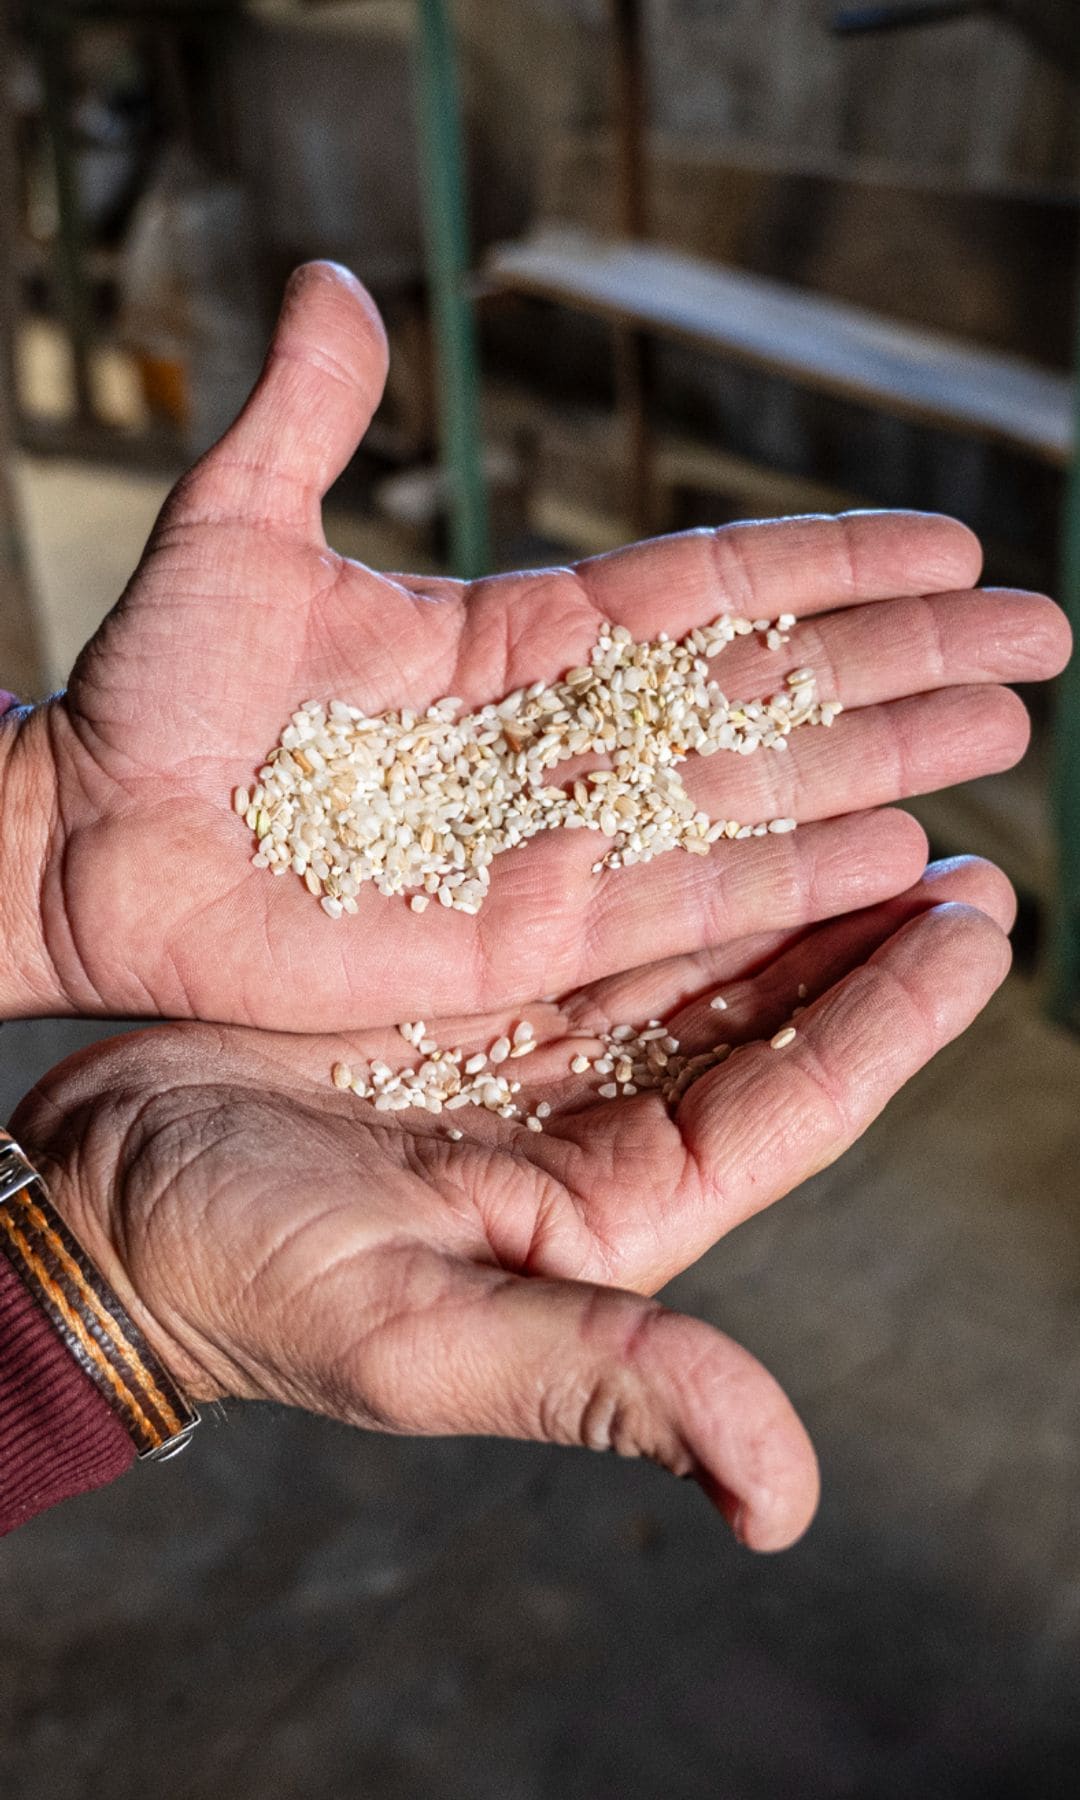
<box><xmin>11</xmin><ymin>856</ymin><xmax>1013</xmax><ymax>1551</ymax></box>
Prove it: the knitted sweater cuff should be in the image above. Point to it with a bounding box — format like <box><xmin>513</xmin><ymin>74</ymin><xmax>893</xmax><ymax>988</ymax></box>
<box><xmin>0</xmin><ymin>1249</ymin><xmax>135</xmax><ymax>1537</ymax></box>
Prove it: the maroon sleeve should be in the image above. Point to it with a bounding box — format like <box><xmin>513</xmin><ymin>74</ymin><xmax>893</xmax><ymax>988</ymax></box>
<box><xmin>0</xmin><ymin>1251</ymin><xmax>135</xmax><ymax>1536</ymax></box>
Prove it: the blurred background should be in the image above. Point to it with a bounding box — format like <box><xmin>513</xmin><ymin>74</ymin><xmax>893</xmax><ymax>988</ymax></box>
<box><xmin>1</xmin><ymin>2</ymin><xmax>1079</xmax><ymax>1795</ymax></box>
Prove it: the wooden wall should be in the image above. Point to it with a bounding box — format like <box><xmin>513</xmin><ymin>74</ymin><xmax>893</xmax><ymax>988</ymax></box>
<box><xmin>642</xmin><ymin>0</ymin><xmax>1079</xmax><ymax>188</ymax></box>
<box><xmin>458</xmin><ymin>0</ymin><xmax>1079</xmax><ymax>197</ymax></box>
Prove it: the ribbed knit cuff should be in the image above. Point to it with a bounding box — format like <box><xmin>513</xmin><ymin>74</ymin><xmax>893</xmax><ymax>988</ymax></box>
<box><xmin>0</xmin><ymin>1248</ymin><xmax>135</xmax><ymax>1536</ymax></box>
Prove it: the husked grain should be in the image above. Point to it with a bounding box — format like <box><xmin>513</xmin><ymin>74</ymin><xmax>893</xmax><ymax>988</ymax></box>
<box><xmin>245</xmin><ymin>614</ymin><xmax>837</xmax><ymax>916</ymax></box>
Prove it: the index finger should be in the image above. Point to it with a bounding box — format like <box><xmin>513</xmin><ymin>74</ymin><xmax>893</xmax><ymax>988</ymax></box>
<box><xmin>575</xmin><ymin>510</ymin><xmax>984</xmax><ymax>641</ymax></box>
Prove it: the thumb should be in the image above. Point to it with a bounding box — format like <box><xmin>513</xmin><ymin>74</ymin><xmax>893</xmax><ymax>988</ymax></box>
<box><xmin>334</xmin><ymin>1249</ymin><xmax>819</xmax><ymax>1552</ymax></box>
<box><xmin>172</xmin><ymin>261</ymin><xmax>389</xmax><ymax>532</ymax></box>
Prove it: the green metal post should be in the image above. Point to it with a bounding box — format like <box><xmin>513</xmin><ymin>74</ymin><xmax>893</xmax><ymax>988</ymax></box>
<box><xmin>1048</xmin><ymin>277</ymin><xmax>1080</xmax><ymax>1031</ymax></box>
<box><xmin>412</xmin><ymin>0</ymin><xmax>490</xmax><ymax>578</ymax></box>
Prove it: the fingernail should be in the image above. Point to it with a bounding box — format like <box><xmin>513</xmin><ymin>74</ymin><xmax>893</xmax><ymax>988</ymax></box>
<box><xmin>730</xmin><ymin>1502</ymin><xmax>750</xmax><ymax>1546</ymax></box>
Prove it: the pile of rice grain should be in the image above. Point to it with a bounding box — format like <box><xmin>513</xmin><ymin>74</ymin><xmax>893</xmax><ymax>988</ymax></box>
<box><xmin>235</xmin><ymin>610</ymin><xmax>839</xmax><ymax>918</ymax></box>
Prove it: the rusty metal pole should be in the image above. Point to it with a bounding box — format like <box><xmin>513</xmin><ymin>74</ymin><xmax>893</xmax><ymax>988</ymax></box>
<box><xmin>609</xmin><ymin>0</ymin><xmax>653</xmax><ymax>538</ymax></box>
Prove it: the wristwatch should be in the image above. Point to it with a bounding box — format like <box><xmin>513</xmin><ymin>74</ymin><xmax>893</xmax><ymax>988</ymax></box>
<box><xmin>0</xmin><ymin>1130</ymin><xmax>200</xmax><ymax>1462</ymax></box>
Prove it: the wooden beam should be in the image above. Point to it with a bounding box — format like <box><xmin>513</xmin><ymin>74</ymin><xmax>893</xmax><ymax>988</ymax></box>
<box><xmin>540</xmin><ymin>138</ymin><xmax>1079</xmax><ymax>368</ymax></box>
<box><xmin>487</xmin><ymin>228</ymin><xmax>1074</xmax><ymax>465</ymax></box>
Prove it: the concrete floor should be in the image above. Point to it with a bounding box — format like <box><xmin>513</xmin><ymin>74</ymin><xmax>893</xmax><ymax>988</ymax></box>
<box><xmin>2</xmin><ymin>982</ymin><xmax>1078</xmax><ymax>1800</ymax></box>
<box><xmin>1</xmin><ymin>462</ymin><xmax>1078</xmax><ymax>1798</ymax></box>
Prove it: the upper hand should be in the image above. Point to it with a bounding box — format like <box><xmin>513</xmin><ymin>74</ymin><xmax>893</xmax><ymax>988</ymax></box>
<box><xmin>1</xmin><ymin>262</ymin><xmax>1069</xmax><ymax>1027</ymax></box>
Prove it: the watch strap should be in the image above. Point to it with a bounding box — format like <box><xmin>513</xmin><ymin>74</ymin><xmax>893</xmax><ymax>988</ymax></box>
<box><xmin>0</xmin><ymin>1131</ymin><xmax>199</xmax><ymax>1461</ymax></box>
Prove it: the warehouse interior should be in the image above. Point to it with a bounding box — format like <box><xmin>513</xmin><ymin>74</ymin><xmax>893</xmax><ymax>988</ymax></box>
<box><xmin>2</xmin><ymin>3</ymin><xmax>1079</xmax><ymax>1796</ymax></box>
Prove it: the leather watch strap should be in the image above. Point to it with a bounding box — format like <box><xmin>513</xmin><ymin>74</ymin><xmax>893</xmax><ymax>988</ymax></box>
<box><xmin>0</xmin><ymin>1130</ymin><xmax>199</xmax><ymax>1461</ymax></box>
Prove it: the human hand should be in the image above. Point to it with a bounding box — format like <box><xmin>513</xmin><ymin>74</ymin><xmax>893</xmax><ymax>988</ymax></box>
<box><xmin>0</xmin><ymin>262</ymin><xmax>1068</xmax><ymax>1027</ymax></box>
<box><xmin>10</xmin><ymin>856</ymin><xmax>1014</xmax><ymax>1550</ymax></box>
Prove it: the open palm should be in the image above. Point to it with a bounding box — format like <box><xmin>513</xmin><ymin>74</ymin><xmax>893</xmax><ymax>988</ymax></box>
<box><xmin>10</xmin><ymin>263</ymin><xmax>1066</xmax><ymax>1030</ymax></box>
<box><xmin>12</xmin><ymin>856</ymin><xmax>1013</xmax><ymax>1551</ymax></box>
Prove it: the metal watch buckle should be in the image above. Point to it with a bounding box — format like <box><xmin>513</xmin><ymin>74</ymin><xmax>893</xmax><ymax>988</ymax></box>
<box><xmin>0</xmin><ymin>1142</ymin><xmax>38</xmax><ymax>1205</ymax></box>
<box><xmin>138</xmin><ymin>1414</ymin><xmax>202</xmax><ymax>1463</ymax></box>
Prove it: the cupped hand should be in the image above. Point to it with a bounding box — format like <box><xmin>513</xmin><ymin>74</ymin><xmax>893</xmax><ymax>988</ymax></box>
<box><xmin>10</xmin><ymin>856</ymin><xmax>1014</xmax><ymax>1550</ymax></box>
<box><xmin>1</xmin><ymin>262</ymin><xmax>1068</xmax><ymax>1028</ymax></box>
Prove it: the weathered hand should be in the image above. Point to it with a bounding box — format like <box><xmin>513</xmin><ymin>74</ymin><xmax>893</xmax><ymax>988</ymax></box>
<box><xmin>10</xmin><ymin>857</ymin><xmax>1014</xmax><ymax>1550</ymax></box>
<box><xmin>0</xmin><ymin>262</ymin><xmax>1067</xmax><ymax>1027</ymax></box>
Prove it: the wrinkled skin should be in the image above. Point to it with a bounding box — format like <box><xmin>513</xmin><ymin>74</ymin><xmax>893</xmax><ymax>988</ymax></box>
<box><xmin>0</xmin><ymin>263</ymin><xmax>1069</xmax><ymax>1028</ymax></box>
<box><xmin>13</xmin><ymin>858</ymin><xmax>1015</xmax><ymax>1551</ymax></box>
